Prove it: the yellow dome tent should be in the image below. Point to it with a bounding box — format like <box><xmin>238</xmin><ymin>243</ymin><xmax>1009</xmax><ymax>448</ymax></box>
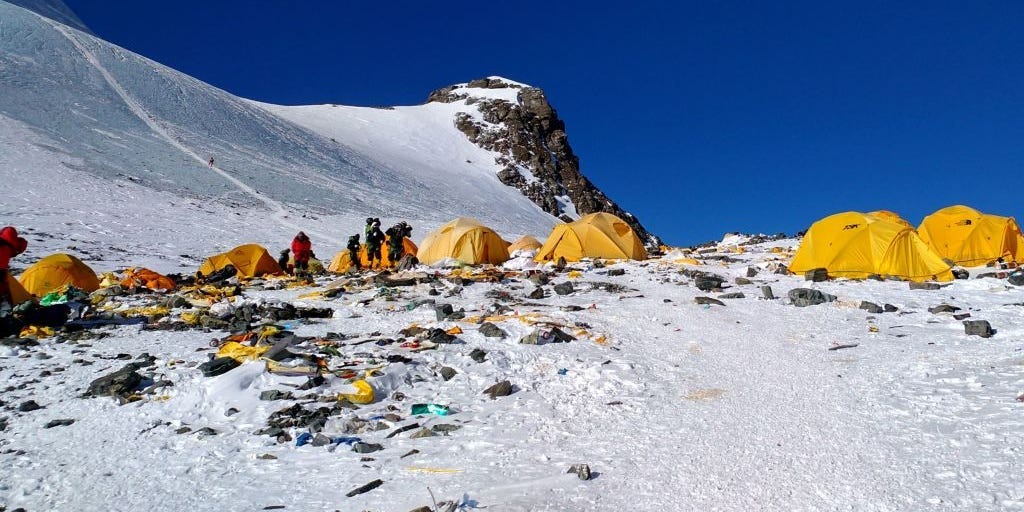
<box><xmin>198</xmin><ymin>244</ymin><xmax>283</xmax><ymax>278</ymax></box>
<box><xmin>328</xmin><ymin>237</ymin><xmax>419</xmax><ymax>272</ymax></box>
<box><xmin>535</xmin><ymin>212</ymin><xmax>648</xmax><ymax>262</ymax></box>
<box><xmin>18</xmin><ymin>253</ymin><xmax>100</xmax><ymax>296</ymax></box>
<box><xmin>507</xmin><ymin>235</ymin><xmax>542</xmax><ymax>255</ymax></box>
<box><xmin>789</xmin><ymin>211</ymin><xmax>953</xmax><ymax>282</ymax></box>
<box><xmin>5</xmin><ymin>273</ymin><xmax>33</xmax><ymax>305</ymax></box>
<box><xmin>867</xmin><ymin>210</ymin><xmax>913</xmax><ymax>229</ymax></box>
<box><xmin>416</xmin><ymin>218</ymin><xmax>510</xmax><ymax>266</ymax></box>
<box><xmin>918</xmin><ymin>205</ymin><xmax>1024</xmax><ymax>266</ymax></box>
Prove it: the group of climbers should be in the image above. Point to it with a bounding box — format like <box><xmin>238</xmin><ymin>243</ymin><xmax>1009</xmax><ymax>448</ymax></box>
<box><xmin>278</xmin><ymin>219</ymin><xmax>413</xmax><ymax>275</ymax></box>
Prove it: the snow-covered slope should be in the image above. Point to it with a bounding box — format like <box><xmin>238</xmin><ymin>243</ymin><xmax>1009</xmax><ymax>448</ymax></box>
<box><xmin>0</xmin><ymin>0</ymin><xmax>563</xmax><ymax>266</ymax></box>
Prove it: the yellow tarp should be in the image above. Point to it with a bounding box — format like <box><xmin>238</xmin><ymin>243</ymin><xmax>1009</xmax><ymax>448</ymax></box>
<box><xmin>339</xmin><ymin>379</ymin><xmax>375</xmax><ymax>404</ymax></box>
<box><xmin>199</xmin><ymin>244</ymin><xmax>283</xmax><ymax>278</ymax></box>
<box><xmin>536</xmin><ymin>212</ymin><xmax>647</xmax><ymax>262</ymax></box>
<box><xmin>417</xmin><ymin>217</ymin><xmax>510</xmax><ymax>266</ymax></box>
<box><xmin>789</xmin><ymin>211</ymin><xmax>953</xmax><ymax>282</ymax></box>
<box><xmin>18</xmin><ymin>253</ymin><xmax>100</xmax><ymax>296</ymax></box>
<box><xmin>216</xmin><ymin>341</ymin><xmax>270</xmax><ymax>362</ymax></box>
<box><xmin>328</xmin><ymin>237</ymin><xmax>418</xmax><ymax>272</ymax></box>
<box><xmin>918</xmin><ymin>205</ymin><xmax>1024</xmax><ymax>266</ymax></box>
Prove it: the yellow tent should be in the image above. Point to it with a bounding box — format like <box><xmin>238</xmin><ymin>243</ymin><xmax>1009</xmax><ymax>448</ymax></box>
<box><xmin>867</xmin><ymin>210</ymin><xmax>913</xmax><ymax>229</ymax></box>
<box><xmin>789</xmin><ymin>211</ymin><xmax>953</xmax><ymax>282</ymax></box>
<box><xmin>535</xmin><ymin>212</ymin><xmax>648</xmax><ymax>262</ymax></box>
<box><xmin>328</xmin><ymin>237</ymin><xmax>419</xmax><ymax>272</ymax></box>
<box><xmin>5</xmin><ymin>273</ymin><xmax>33</xmax><ymax>305</ymax></box>
<box><xmin>18</xmin><ymin>253</ymin><xmax>100</xmax><ymax>296</ymax></box>
<box><xmin>918</xmin><ymin>205</ymin><xmax>1024</xmax><ymax>266</ymax></box>
<box><xmin>198</xmin><ymin>244</ymin><xmax>283</xmax><ymax>278</ymax></box>
<box><xmin>416</xmin><ymin>218</ymin><xmax>510</xmax><ymax>266</ymax></box>
<box><xmin>507</xmin><ymin>235</ymin><xmax>542</xmax><ymax>255</ymax></box>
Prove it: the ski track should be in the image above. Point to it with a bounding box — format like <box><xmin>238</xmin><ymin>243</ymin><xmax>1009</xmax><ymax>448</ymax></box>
<box><xmin>47</xmin><ymin>19</ymin><xmax>342</xmax><ymax>246</ymax></box>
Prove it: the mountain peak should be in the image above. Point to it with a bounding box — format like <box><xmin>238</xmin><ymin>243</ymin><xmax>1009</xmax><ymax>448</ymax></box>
<box><xmin>4</xmin><ymin>0</ymin><xmax>93</xmax><ymax>34</ymax></box>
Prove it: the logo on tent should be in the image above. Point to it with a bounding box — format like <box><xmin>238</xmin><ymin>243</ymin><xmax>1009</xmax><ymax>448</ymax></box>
<box><xmin>842</xmin><ymin>224</ymin><xmax>860</xmax><ymax>230</ymax></box>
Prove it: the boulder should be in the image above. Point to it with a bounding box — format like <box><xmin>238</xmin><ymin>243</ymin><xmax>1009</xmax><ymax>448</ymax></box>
<box><xmin>788</xmin><ymin>288</ymin><xmax>836</xmax><ymax>307</ymax></box>
<box><xmin>928</xmin><ymin>304</ymin><xmax>960</xmax><ymax>314</ymax></box>
<box><xmin>483</xmin><ymin>380</ymin><xmax>513</xmax><ymax>399</ymax></box>
<box><xmin>718</xmin><ymin>292</ymin><xmax>745</xmax><ymax>299</ymax></box>
<box><xmin>694</xmin><ymin>274</ymin><xmax>724</xmax><ymax>291</ymax></box>
<box><xmin>734</xmin><ymin>277</ymin><xmax>753</xmax><ymax>285</ymax></box>
<box><xmin>859</xmin><ymin>301</ymin><xmax>883</xmax><ymax>314</ymax></box>
<box><xmin>439</xmin><ymin>367</ymin><xmax>457</xmax><ymax>381</ymax></box>
<box><xmin>963</xmin><ymin>320</ymin><xmax>994</xmax><ymax>338</ymax></box>
<box><xmin>760</xmin><ymin>285</ymin><xmax>775</xmax><ymax>300</ymax></box>
<box><xmin>553</xmin><ymin>282</ymin><xmax>575</xmax><ymax>295</ymax></box>
<box><xmin>478</xmin><ymin>322</ymin><xmax>506</xmax><ymax>338</ymax></box>
<box><xmin>804</xmin><ymin>268</ymin><xmax>828</xmax><ymax>282</ymax></box>
<box><xmin>694</xmin><ymin>296</ymin><xmax>725</xmax><ymax>306</ymax></box>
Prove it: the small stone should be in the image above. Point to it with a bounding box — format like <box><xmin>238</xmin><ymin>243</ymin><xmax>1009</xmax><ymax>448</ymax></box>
<box><xmin>439</xmin><ymin>367</ymin><xmax>457</xmax><ymax>381</ymax></box>
<box><xmin>311</xmin><ymin>433</ymin><xmax>332</xmax><ymax>447</ymax></box>
<box><xmin>567</xmin><ymin>463</ymin><xmax>592</xmax><ymax>481</ymax></box>
<box><xmin>527</xmin><ymin>287</ymin><xmax>546</xmax><ymax>300</ymax></box>
<box><xmin>884</xmin><ymin>304</ymin><xmax>899</xmax><ymax>312</ymax></box>
<box><xmin>195</xmin><ymin>427</ymin><xmax>218</xmax><ymax>436</ymax></box>
<box><xmin>401</xmin><ymin>449</ymin><xmax>420</xmax><ymax>459</ymax></box>
<box><xmin>469</xmin><ymin>348</ymin><xmax>487</xmax><ymax>363</ymax></box>
<box><xmin>352</xmin><ymin>442</ymin><xmax>384</xmax><ymax>454</ymax></box>
<box><xmin>553</xmin><ymin>282</ymin><xmax>575</xmax><ymax>295</ymax></box>
<box><xmin>746</xmin><ymin>267</ymin><xmax>759</xmax><ymax>278</ymax></box>
<box><xmin>44</xmin><ymin>418</ymin><xmax>74</xmax><ymax>428</ymax></box>
<box><xmin>345</xmin><ymin>479</ymin><xmax>384</xmax><ymax>498</ymax></box>
<box><xmin>694</xmin><ymin>275</ymin><xmax>724</xmax><ymax>291</ymax></box>
<box><xmin>607</xmin><ymin>268</ymin><xmax>625</xmax><ymax>276</ymax></box>
<box><xmin>409</xmin><ymin>427</ymin><xmax>436</xmax><ymax>439</ymax></box>
<box><xmin>431</xmin><ymin>424</ymin><xmax>462</xmax><ymax>435</ymax></box>
<box><xmin>478</xmin><ymin>322</ymin><xmax>506</xmax><ymax>338</ymax></box>
<box><xmin>175</xmin><ymin>427</ymin><xmax>192</xmax><ymax>434</ymax></box>
<box><xmin>409</xmin><ymin>507</ymin><xmax>432</xmax><ymax>512</ymax></box>
<box><xmin>17</xmin><ymin>400</ymin><xmax>42</xmax><ymax>412</ymax></box>
<box><xmin>718</xmin><ymin>292</ymin><xmax>745</xmax><ymax>299</ymax></box>
<box><xmin>483</xmin><ymin>380</ymin><xmax>513</xmax><ymax>399</ymax></box>
<box><xmin>804</xmin><ymin>268</ymin><xmax>829</xmax><ymax>282</ymax></box>
<box><xmin>528</xmin><ymin>273</ymin><xmax>550</xmax><ymax>286</ymax></box>
<box><xmin>963</xmin><ymin>320</ymin><xmax>994</xmax><ymax>338</ymax></box>
<box><xmin>1008</xmin><ymin>273</ymin><xmax>1024</xmax><ymax>286</ymax></box>
<box><xmin>909</xmin><ymin>282</ymin><xmax>942</xmax><ymax>290</ymax></box>
<box><xmin>434</xmin><ymin>304</ymin><xmax>454</xmax><ymax>321</ymax></box>
<box><xmin>928</xmin><ymin>304</ymin><xmax>960</xmax><ymax>314</ymax></box>
<box><xmin>694</xmin><ymin>296</ymin><xmax>725</xmax><ymax>306</ymax></box>
<box><xmin>258</xmin><ymin>453</ymin><xmax>277</xmax><ymax>460</ymax></box>
<box><xmin>859</xmin><ymin>301</ymin><xmax>883</xmax><ymax>314</ymax></box>
<box><xmin>760</xmin><ymin>285</ymin><xmax>775</xmax><ymax>300</ymax></box>
<box><xmin>225</xmin><ymin>408</ymin><xmax>240</xmax><ymax>417</ymax></box>
<box><xmin>734</xmin><ymin>277</ymin><xmax>753</xmax><ymax>285</ymax></box>
<box><xmin>260</xmin><ymin>390</ymin><xmax>292</xmax><ymax>401</ymax></box>
<box><xmin>953</xmin><ymin>313</ymin><xmax>971</xmax><ymax>320</ymax></box>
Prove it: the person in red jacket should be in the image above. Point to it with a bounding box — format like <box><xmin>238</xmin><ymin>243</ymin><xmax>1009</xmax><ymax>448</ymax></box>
<box><xmin>0</xmin><ymin>226</ymin><xmax>29</xmax><ymax>305</ymax></box>
<box><xmin>290</xmin><ymin>231</ymin><xmax>312</xmax><ymax>274</ymax></box>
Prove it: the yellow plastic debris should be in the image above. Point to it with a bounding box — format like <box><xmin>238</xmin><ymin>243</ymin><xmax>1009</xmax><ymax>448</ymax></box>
<box><xmin>445</xmin><ymin>326</ymin><xmax>463</xmax><ymax>335</ymax></box>
<box><xmin>339</xmin><ymin>379</ymin><xmax>375</xmax><ymax>404</ymax></box>
<box><xmin>181</xmin><ymin>311</ymin><xmax>202</xmax><ymax>325</ymax></box>
<box><xmin>567</xmin><ymin>270</ymin><xmax>583</xmax><ymax>279</ymax></box>
<box><xmin>674</xmin><ymin>258</ymin><xmax>701</xmax><ymax>266</ymax></box>
<box><xmin>216</xmin><ymin>341</ymin><xmax>271</xmax><ymax>362</ymax></box>
<box><xmin>404</xmin><ymin>467</ymin><xmax>465</xmax><ymax>474</ymax></box>
<box><xmin>19</xmin><ymin>325</ymin><xmax>55</xmax><ymax>338</ymax></box>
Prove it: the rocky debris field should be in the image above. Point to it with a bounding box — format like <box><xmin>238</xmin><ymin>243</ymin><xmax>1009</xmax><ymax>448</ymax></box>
<box><xmin>2</xmin><ymin>241</ymin><xmax>1024</xmax><ymax>511</ymax></box>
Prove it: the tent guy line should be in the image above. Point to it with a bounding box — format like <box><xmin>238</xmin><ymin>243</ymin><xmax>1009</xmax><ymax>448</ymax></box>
<box><xmin>46</xmin><ymin>18</ymin><xmax>342</xmax><ymax>246</ymax></box>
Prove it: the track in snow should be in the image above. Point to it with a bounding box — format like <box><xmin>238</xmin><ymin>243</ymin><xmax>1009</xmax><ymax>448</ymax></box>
<box><xmin>47</xmin><ymin>20</ymin><xmax>342</xmax><ymax>245</ymax></box>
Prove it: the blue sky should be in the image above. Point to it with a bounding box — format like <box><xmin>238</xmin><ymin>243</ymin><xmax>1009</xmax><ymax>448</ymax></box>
<box><xmin>65</xmin><ymin>0</ymin><xmax>1024</xmax><ymax>245</ymax></box>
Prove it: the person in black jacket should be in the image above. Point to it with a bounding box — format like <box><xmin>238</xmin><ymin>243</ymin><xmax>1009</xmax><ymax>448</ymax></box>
<box><xmin>346</xmin><ymin>234</ymin><xmax>362</xmax><ymax>271</ymax></box>
<box><xmin>365</xmin><ymin>221</ymin><xmax>385</xmax><ymax>269</ymax></box>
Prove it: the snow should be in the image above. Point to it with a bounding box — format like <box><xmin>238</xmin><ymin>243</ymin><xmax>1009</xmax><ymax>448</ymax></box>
<box><xmin>2</xmin><ymin>2</ymin><xmax>1024</xmax><ymax>510</ymax></box>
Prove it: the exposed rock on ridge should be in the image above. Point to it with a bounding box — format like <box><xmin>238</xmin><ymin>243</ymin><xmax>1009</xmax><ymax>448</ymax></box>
<box><xmin>428</xmin><ymin>77</ymin><xmax>661</xmax><ymax>246</ymax></box>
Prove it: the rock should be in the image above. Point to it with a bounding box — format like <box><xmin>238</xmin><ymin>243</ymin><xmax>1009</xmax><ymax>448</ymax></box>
<box><xmin>431</xmin><ymin>424</ymin><xmax>462</xmax><ymax>435</ymax></box>
<box><xmin>884</xmin><ymin>304</ymin><xmax>899</xmax><ymax>312</ymax></box>
<box><xmin>928</xmin><ymin>304</ymin><xmax>960</xmax><ymax>314</ymax></box>
<box><xmin>258</xmin><ymin>453</ymin><xmax>277</xmax><ymax>460</ymax></box>
<box><xmin>439</xmin><ymin>367</ymin><xmax>457</xmax><ymax>381</ymax></box>
<box><xmin>963</xmin><ymin>320</ymin><xmax>994</xmax><ymax>338</ymax></box>
<box><xmin>401</xmin><ymin>449</ymin><xmax>421</xmax><ymax>459</ymax></box>
<box><xmin>567</xmin><ymin>463</ymin><xmax>592</xmax><ymax>481</ymax></box>
<box><xmin>952</xmin><ymin>268</ymin><xmax>970</xmax><ymax>280</ymax></box>
<box><xmin>718</xmin><ymin>292</ymin><xmax>745</xmax><ymax>299</ymax></box>
<box><xmin>909</xmin><ymin>282</ymin><xmax>942</xmax><ymax>290</ymax></box>
<box><xmin>17</xmin><ymin>400</ymin><xmax>42</xmax><ymax>412</ymax></box>
<box><xmin>195</xmin><ymin>427</ymin><xmax>218</xmax><ymax>436</ymax></box>
<box><xmin>163</xmin><ymin>295</ymin><xmax>190</xmax><ymax>309</ymax></box>
<box><xmin>694</xmin><ymin>296</ymin><xmax>725</xmax><ymax>306</ymax></box>
<box><xmin>483</xmin><ymin>380</ymin><xmax>513</xmax><ymax>399</ymax></box>
<box><xmin>409</xmin><ymin>427</ymin><xmax>436</xmax><ymax>439</ymax></box>
<box><xmin>1008</xmin><ymin>272</ymin><xmax>1024</xmax><ymax>286</ymax></box>
<box><xmin>746</xmin><ymin>266</ymin><xmax>759</xmax><ymax>278</ymax></box>
<box><xmin>760</xmin><ymin>285</ymin><xmax>775</xmax><ymax>300</ymax></box>
<box><xmin>468</xmin><ymin>348</ymin><xmax>487</xmax><ymax>363</ymax></box>
<box><xmin>953</xmin><ymin>313</ymin><xmax>971</xmax><ymax>320</ymax></box>
<box><xmin>528</xmin><ymin>272</ymin><xmax>550</xmax><ymax>286</ymax></box>
<box><xmin>478</xmin><ymin>322</ymin><xmax>506</xmax><ymax>338</ymax></box>
<box><xmin>225</xmin><ymin>408</ymin><xmax>240</xmax><ymax>417</ymax></box>
<box><xmin>259</xmin><ymin>390</ymin><xmax>292</xmax><ymax>401</ymax></box>
<box><xmin>527</xmin><ymin>287</ymin><xmax>546</xmax><ymax>300</ymax></box>
<box><xmin>86</xmin><ymin>362</ymin><xmax>146</xmax><ymax>398</ymax></box>
<box><xmin>311</xmin><ymin>433</ymin><xmax>332</xmax><ymax>447</ymax></box>
<box><xmin>976</xmin><ymin>272</ymin><xmax>998</xmax><ymax>279</ymax></box>
<box><xmin>434</xmin><ymin>304</ymin><xmax>454</xmax><ymax>321</ymax></box>
<box><xmin>409</xmin><ymin>507</ymin><xmax>433</xmax><ymax>512</ymax></box>
<box><xmin>694</xmin><ymin>275</ymin><xmax>724</xmax><ymax>291</ymax></box>
<box><xmin>198</xmin><ymin>356</ymin><xmax>240</xmax><ymax>377</ymax></box>
<box><xmin>607</xmin><ymin>268</ymin><xmax>625</xmax><ymax>276</ymax></box>
<box><xmin>788</xmin><ymin>288</ymin><xmax>836</xmax><ymax>307</ymax></box>
<box><xmin>804</xmin><ymin>268</ymin><xmax>829</xmax><ymax>282</ymax></box>
<box><xmin>175</xmin><ymin>426</ymin><xmax>192</xmax><ymax>434</ymax></box>
<box><xmin>345</xmin><ymin>479</ymin><xmax>384</xmax><ymax>498</ymax></box>
<box><xmin>774</xmin><ymin>263</ymin><xmax>789</xmax><ymax>275</ymax></box>
<box><xmin>553</xmin><ymin>282</ymin><xmax>575</xmax><ymax>295</ymax></box>
<box><xmin>734</xmin><ymin>277</ymin><xmax>753</xmax><ymax>285</ymax></box>
<box><xmin>859</xmin><ymin>301</ymin><xmax>883</xmax><ymax>314</ymax></box>
<box><xmin>425</xmin><ymin>328</ymin><xmax>458</xmax><ymax>344</ymax></box>
<box><xmin>352</xmin><ymin>442</ymin><xmax>384</xmax><ymax>454</ymax></box>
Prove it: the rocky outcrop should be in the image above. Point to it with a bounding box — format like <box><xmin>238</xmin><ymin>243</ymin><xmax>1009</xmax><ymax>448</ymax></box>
<box><xmin>427</xmin><ymin>77</ymin><xmax>660</xmax><ymax>246</ymax></box>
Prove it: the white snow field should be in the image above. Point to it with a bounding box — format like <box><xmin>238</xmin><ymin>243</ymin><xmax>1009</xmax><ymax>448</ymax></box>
<box><xmin>2</xmin><ymin>1</ymin><xmax>1024</xmax><ymax>511</ymax></box>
